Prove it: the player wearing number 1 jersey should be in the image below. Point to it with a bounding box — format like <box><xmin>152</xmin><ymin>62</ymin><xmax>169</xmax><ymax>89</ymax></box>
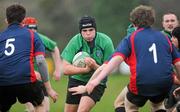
<box><xmin>83</xmin><ymin>5</ymin><xmax>180</xmax><ymax>112</ymax></box>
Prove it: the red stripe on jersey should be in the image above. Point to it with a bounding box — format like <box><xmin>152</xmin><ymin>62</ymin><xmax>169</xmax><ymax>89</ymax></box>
<box><xmin>34</xmin><ymin>52</ymin><xmax>45</xmax><ymax>56</ymax></box>
<box><xmin>29</xmin><ymin>30</ymin><xmax>36</xmax><ymax>82</ymax></box>
<box><xmin>128</xmin><ymin>28</ymin><xmax>143</xmax><ymax>95</ymax></box>
<box><xmin>165</xmin><ymin>36</ymin><xmax>172</xmax><ymax>52</ymax></box>
<box><xmin>104</xmin><ymin>61</ymin><xmax>108</xmax><ymax>64</ymax></box>
<box><xmin>112</xmin><ymin>52</ymin><xmax>126</xmax><ymax>59</ymax></box>
<box><xmin>105</xmin><ymin>53</ymin><xmax>126</xmax><ymax>64</ymax></box>
<box><xmin>173</xmin><ymin>58</ymin><xmax>180</xmax><ymax>64</ymax></box>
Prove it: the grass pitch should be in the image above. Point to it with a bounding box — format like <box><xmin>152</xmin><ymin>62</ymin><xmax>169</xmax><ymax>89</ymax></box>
<box><xmin>10</xmin><ymin>74</ymin><xmax>149</xmax><ymax>112</ymax></box>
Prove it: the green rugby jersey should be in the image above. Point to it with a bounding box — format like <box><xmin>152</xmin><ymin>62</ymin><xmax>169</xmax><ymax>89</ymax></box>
<box><xmin>34</xmin><ymin>33</ymin><xmax>57</xmax><ymax>71</ymax></box>
<box><xmin>61</xmin><ymin>32</ymin><xmax>114</xmax><ymax>84</ymax></box>
<box><xmin>161</xmin><ymin>30</ymin><xmax>172</xmax><ymax>39</ymax></box>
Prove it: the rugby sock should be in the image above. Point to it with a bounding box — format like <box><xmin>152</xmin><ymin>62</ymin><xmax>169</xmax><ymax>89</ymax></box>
<box><xmin>115</xmin><ymin>107</ymin><xmax>126</xmax><ymax>112</ymax></box>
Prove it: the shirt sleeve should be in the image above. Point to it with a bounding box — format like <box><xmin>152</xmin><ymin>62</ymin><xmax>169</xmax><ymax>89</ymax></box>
<box><xmin>104</xmin><ymin>36</ymin><xmax>131</xmax><ymax>64</ymax></box>
<box><xmin>103</xmin><ymin>37</ymin><xmax>114</xmax><ymax>62</ymax></box>
<box><xmin>34</xmin><ymin>32</ymin><xmax>45</xmax><ymax>56</ymax></box>
<box><xmin>109</xmin><ymin>36</ymin><xmax>131</xmax><ymax>61</ymax></box>
<box><xmin>61</xmin><ymin>36</ymin><xmax>78</xmax><ymax>63</ymax></box>
<box><xmin>38</xmin><ymin>33</ymin><xmax>57</xmax><ymax>51</ymax></box>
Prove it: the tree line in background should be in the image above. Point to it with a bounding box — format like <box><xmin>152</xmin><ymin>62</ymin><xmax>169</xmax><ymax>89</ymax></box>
<box><xmin>0</xmin><ymin>0</ymin><xmax>180</xmax><ymax>50</ymax></box>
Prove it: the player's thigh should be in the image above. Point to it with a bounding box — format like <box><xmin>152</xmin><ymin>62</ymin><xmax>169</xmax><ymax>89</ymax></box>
<box><xmin>43</xmin><ymin>96</ymin><xmax>50</xmax><ymax>111</ymax></box>
<box><xmin>41</xmin><ymin>81</ymin><xmax>48</xmax><ymax>97</ymax></box>
<box><xmin>127</xmin><ymin>91</ymin><xmax>147</xmax><ymax>107</ymax></box>
<box><xmin>125</xmin><ymin>94</ymin><xmax>139</xmax><ymax>112</ymax></box>
<box><xmin>149</xmin><ymin>93</ymin><xmax>167</xmax><ymax>104</ymax></box>
<box><xmin>64</xmin><ymin>103</ymin><xmax>79</xmax><ymax>112</ymax></box>
<box><xmin>25</xmin><ymin>102</ymin><xmax>35</xmax><ymax>112</ymax></box>
<box><xmin>150</xmin><ymin>101</ymin><xmax>166</xmax><ymax>112</ymax></box>
<box><xmin>38</xmin><ymin>81</ymin><xmax>49</xmax><ymax>110</ymax></box>
<box><xmin>114</xmin><ymin>86</ymin><xmax>128</xmax><ymax>108</ymax></box>
<box><xmin>16</xmin><ymin>81</ymin><xmax>44</xmax><ymax>107</ymax></box>
<box><xmin>149</xmin><ymin>94</ymin><xmax>167</xmax><ymax>111</ymax></box>
<box><xmin>78</xmin><ymin>96</ymin><xmax>95</xmax><ymax>112</ymax></box>
<box><xmin>0</xmin><ymin>86</ymin><xmax>17</xmax><ymax>111</ymax></box>
<box><xmin>77</xmin><ymin>84</ymin><xmax>105</xmax><ymax>111</ymax></box>
<box><xmin>82</xmin><ymin>84</ymin><xmax>106</xmax><ymax>103</ymax></box>
<box><xmin>66</xmin><ymin>78</ymin><xmax>85</xmax><ymax>104</ymax></box>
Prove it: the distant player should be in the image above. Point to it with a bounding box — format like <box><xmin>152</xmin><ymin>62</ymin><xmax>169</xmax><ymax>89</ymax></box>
<box><xmin>22</xmin><ymin>17</ymin><xmax>62</xmax><ymax>112</ymax></box>
<box><xmin>164</xmin><ymin>26</ymin><xmax>180</xmax><ymax>112</ymax></box>
<box><xmin>161</xmin><ymin>12</ymin><xmax>179</xmax><ymax>39</ymax></box>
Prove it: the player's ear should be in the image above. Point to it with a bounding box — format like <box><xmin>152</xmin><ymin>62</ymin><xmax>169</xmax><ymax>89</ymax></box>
<box><xmin>5</xmin><ymin>18</ymin><xmax>8</xmax><ymax>24</ymax></box>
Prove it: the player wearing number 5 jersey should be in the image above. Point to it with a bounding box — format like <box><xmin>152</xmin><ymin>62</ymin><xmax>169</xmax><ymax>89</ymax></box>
<box><xmin>0</xmin><ymin>4</ymin><xmax>58</xmax><ymax>112</ymax></box>
<box><xmin>0</xmin><ymin>16</ymin><xmax>44</xmax><ymax>86</ymax></box>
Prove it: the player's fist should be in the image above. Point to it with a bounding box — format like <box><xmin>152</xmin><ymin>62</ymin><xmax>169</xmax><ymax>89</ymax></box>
<box><xmin>47</xmin><ymin>88</ymin><xmax>58</xmax><ymax>103</ymax></box>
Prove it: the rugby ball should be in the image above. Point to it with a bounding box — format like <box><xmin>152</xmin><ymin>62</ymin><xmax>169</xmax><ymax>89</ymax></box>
<box><xmin>119</xmin><ymin>62</ymin><xmax>130</xmax><ymax>75</ymax></box>
<box><xmin>72</xmin><ymin>51</ymin><xmax>90</xmax><ymax>67</ymax></box>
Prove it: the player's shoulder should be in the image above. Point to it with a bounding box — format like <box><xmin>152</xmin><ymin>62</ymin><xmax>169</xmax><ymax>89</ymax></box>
<box><xmin>72</xmin><ymin>33</ymin><xmax>82</xmax><ymax>39</ymax></box>
<box><xmin>154</xmin><ymin>29</ymin><xmax>168</xmax><ymax>39</ymax></box>
<box><xmin>37</xmin><ymin>32</ymin><xmax>51</xmax><ymax>39</ymax></box>
<box><xmin>38</xmin><ymin>33</ymin><xmax>46</xmax><ymax>37</ymax></box>
<box><xmin>96</xmin><ymin>32</ymin><xmax>112</xmax><ymax>41</ymax></box>
<box><xmin>138</xmin><ymin>27</ymin><xmax>165</xmax><ymax>37</ymax></box>
<box><xmin>69</xmin><ymin>33</ymin><xmax>82</xmax><ymax>43</ymax></box>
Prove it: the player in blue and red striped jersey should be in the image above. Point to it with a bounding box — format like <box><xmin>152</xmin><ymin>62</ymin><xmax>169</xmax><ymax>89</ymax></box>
<box><xmin>84</xmin><ymin>5</ymin><xmax>180</xmax><ymax>112</ymax></box>
<box><xmin>0</xmin><ymin>4</ymin><xmax>58</xmax><ymax>112</ymax></box>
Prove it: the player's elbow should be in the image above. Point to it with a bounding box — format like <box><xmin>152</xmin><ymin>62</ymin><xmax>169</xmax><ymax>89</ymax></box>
<box><xmin>62</xmin><ymin>60</ymin><xmax>74</xmax><ymax>75</ymax></box>
<box><xmin>63</xmin><ymin>70</ymin><xmax>69</xmax><ymax>76</ymax></box>
<box><xmin>63</xmin><ymin>67</ymin><xmax>72</xmax><ymax>76</ymax></box>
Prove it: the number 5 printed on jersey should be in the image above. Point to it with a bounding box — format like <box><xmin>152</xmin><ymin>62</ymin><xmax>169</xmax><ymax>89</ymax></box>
<box><xmin>4</xmin><ymin>38</ymin><xmax>15</xmax><ymax>56</ymax></box>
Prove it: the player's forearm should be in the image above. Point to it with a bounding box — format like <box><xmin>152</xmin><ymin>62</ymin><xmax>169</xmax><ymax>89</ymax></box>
<box><xmin>51</xmin><ymin>47</ymin><xmax>62</xmax><ymax>72</ymax></box>
<box><xmin>96</xmin><ymin>56</ymin><xmax>123</xmax><ymax>82</ymax></box>
<box><xmin>43</xmin><ymin>80</ymin><xmax>58</xmax><ymax>102</ymax></box>
<box><xmin>88</xmin><ymin>64</ymin><xmax>104</xmax><ymax>82</ymax></box>
<box><xmin>35</xmin><ymin>55</ymin><xmax>49</xmax><ymax>82</ymax></box>
<box><xmin>63</xmin><ymin>60</ymin><xmax>90</xmax><ymax>75</ymax></box>
<box><xmin>64</xmin><ymin>65</ymin><xmax>89</xmax><ymax>75</ymax></box>
<box><xmin>43</xmin><ymin>81</ymin><xmax>52</xmax><ymax>91</ymax></box>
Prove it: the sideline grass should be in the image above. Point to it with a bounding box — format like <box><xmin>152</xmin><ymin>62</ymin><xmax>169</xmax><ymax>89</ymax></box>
<box><xmin>10</xmin><ymin>74</ymin><xmax>149</xmax><ymax>112</ymax></box>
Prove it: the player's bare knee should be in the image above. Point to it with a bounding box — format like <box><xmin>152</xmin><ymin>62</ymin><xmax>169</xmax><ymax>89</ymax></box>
<box><xmin>78</xmin><ymin>107</ymin><xmax>91</xmax><ymax>112</ymax></box>
<box><xmin>114</xmin><ymin>98</ymin><xmax>125</xmax><ymax>108</ymax></box>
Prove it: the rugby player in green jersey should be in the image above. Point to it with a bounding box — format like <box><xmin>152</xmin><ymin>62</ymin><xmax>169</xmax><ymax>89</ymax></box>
<box><xmin>22</xmin><ymin>17</ymin><xmax>62</xmax><ymax>112</ymax></box>
<box><xmin>61</xmin><ymin>16</ymin><xmax>114</xmax><ymax>112</ymax></box>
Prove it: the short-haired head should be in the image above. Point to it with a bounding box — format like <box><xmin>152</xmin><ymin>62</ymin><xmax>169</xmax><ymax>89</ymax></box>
<box><xmin>162</xmin><ymin>11</ymin><xmax>179</xmax><ymax>22</ymax></box>
<box><xmin>130</xmin><ymin>5</ymin><xmax>155</xmax><ymax>28</ymax></box>
<box><xmin>6</xmin><ymin>4</ymin><xmax>26</xmax><ymax>24</ymax></box>
<box><xmin>162</xmin><ymin>12</ymin><xmax>179</xmax><ymax>32</ymax></box>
